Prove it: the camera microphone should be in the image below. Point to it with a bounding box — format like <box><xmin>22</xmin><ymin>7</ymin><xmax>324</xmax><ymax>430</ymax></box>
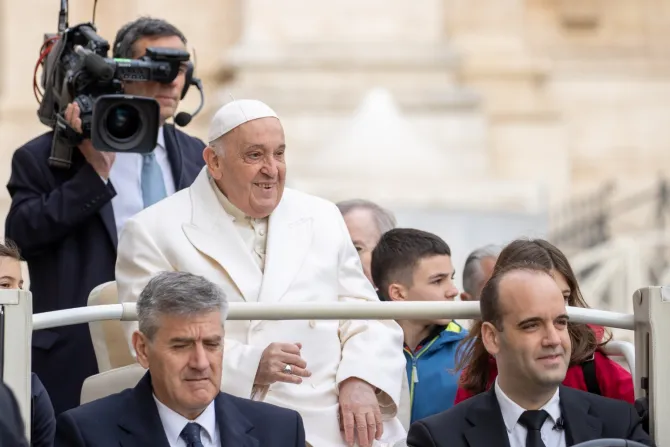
<box><xmin>174</xmin><ymin>77</ymin><xmax>204</xmax><ymax>127</ymax></box>
<box><xmin>552</xmin><ymin>417</ymin><xmax>565</xmax><ymax>431</ymax></box>
<box><xmin>74</xmin><ymin>45</ymin><xmax>114</xmax><ymax>82</ymax></box>
<box><xmin>174</xmin><ymin>112</ymin><xmax>192</xmax><ymax>127</ymax></box>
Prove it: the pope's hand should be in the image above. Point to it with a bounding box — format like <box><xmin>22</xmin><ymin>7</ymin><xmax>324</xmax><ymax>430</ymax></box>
<box><xmin>254</xmin><ymin>342</ymin><xmax>311</xmax><ymax>386</ymax></box>
<box><xmin>338</xmin><ymin>377</ymin><xmax>382</xmax><ymax>447</ymax></box>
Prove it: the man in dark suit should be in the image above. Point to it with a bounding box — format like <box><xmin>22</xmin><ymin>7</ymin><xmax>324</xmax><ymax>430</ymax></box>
<box><xmin>5</xmin><ymin>17</ymin><xmax>206</xmax><ymax>415</ymax></box>
<box><xmin>407</xmin><ymin>262</ymin><xmax>653</xmax><ymax>447</ymax></box>
<box><xmin>0</xmin><ymin>381</ymin><xmax>29</xmax><ymax>447</ymax></box>
<box><xmin>55</xmin><ymin>271</ymin><xmax>305</xmax><ymax>446</ymax></box>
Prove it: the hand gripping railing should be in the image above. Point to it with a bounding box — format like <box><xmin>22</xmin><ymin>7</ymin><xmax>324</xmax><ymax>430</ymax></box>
<box><xmin>1</xmin><ymin>288</ymin><xmax>667</xmax><ymax>445</ymax></box>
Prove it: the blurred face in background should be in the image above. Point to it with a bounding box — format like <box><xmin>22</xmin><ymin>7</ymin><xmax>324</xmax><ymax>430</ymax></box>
<box><xmin>461</xmin><ymin>255</ymin><xmax>497</xmax><ymax>301</ymax></box>
<box><xmin>343</xmin><ymin>208</ymin><xmax>382</xmax><ymax>285</ymax></box>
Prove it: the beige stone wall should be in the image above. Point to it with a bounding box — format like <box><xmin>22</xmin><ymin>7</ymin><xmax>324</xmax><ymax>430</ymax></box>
<box><xmin>1</xmin><ymin>0</ymin><xmax>669</xmax><ymax>231</ymax></box>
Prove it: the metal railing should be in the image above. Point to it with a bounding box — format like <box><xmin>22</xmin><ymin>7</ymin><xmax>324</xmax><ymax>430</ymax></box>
<box><xmin>1</xmin><ymin>288</ymin><xmax>668</xmax><ymax>445</ymax></box>
<box><xmin>31</xmin><ymin>301</ymin><xmax>634</xmax><ymax>330</ymax></box>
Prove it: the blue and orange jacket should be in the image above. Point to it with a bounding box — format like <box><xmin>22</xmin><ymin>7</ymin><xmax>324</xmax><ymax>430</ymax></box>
<box><xmin>403</xmin><ymin>321</ymin><xmax>468</xmax><ymax>423</ymax></box>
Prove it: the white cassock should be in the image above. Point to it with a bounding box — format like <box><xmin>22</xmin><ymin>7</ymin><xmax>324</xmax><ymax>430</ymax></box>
<box><xmin>116</xmin><ymin>167</ymin><xmax>407</xmax><ymax>446</ymax></box>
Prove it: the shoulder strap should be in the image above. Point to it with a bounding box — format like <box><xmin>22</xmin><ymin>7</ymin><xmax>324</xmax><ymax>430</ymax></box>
<box><xmin>581</xmin><ymin>357</ymin><xmax>602</xmax><ymax>395</ymax></box>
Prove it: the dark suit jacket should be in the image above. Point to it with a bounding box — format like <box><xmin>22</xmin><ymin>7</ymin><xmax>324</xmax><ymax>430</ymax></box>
<box><xmin>0</xmin><ymin>381</ymin><xmax>29</xmax><ymax>447</ymax></box>
<box><xmin>407</xmin><ymin>385</ymin><xmax>654</xmax><ymax>447</ymax></box>
<box><xmin>5</xmin><ymin>125</ymin><xmax>205</xmax><ymax>415</ymax></box>
<box><xmin>54</xmin><ymin>372</ymin><xmax>305</xmax><ymax>447</ymax></box>
<box><xmin>31</xmin><ymin>373</ymin><xmax>55</xmax><ymax>447</ymax></box>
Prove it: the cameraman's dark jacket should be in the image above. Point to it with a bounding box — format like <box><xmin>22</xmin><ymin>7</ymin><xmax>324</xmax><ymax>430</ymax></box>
<box><xmin>4</xmin><ymin>124</ymin><xmax>205</xmax><ymax>415</ymax></box>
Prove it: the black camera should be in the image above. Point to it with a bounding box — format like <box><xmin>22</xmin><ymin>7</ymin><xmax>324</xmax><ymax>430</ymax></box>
<box><xmin>38</xmin><ymin>22</ymin><xmax>189</xmax><ymax>168</ymax></box>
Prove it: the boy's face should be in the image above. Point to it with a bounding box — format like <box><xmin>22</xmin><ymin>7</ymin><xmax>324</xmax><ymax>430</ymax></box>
<box><xmin>404</xmin><ymin>255</ymin><xmax>459</xmax><ymax>325</ymax></box>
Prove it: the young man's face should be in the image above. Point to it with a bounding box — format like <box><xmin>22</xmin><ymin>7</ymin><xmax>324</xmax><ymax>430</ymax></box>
<box><xmin>405</xmin><ymin>255</ymin><xmax>459</xmax><ymax>325</ymax></box>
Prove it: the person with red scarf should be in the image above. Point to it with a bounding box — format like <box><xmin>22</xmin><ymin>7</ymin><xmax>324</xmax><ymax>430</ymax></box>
<box><xmin>454</xmin><ymin>239</ymin><xmax>634</xmax><ymax>405</ymax></box>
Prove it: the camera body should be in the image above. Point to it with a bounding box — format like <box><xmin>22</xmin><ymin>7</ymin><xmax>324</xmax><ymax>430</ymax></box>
<box><xmin>38</xmin><ymin>22</ymin><xmax>190</xmax><ymax>167</ymax></box>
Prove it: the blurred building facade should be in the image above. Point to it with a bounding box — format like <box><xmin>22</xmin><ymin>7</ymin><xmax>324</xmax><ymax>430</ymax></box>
<box><xmin>1</xmin><ymin>0</ymin><xmax>669</xmax><ymax>231</ymax></box>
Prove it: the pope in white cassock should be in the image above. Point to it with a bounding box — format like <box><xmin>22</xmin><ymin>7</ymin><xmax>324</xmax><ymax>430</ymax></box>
<box><xmin>115</xmin><ymin>99</ymin><xmax>407</xmax><ymax>447</ymax></box>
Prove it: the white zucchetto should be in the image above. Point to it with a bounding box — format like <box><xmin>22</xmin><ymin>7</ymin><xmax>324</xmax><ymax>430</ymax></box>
<box><xmin>207</xmin><ymin>99</ymin><xmax>279</xmax><ymax>143</ymax></box>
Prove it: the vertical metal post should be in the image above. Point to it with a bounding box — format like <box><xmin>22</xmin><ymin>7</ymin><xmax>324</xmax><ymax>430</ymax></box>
<box><xmin>633</xmin><ymin>286</ymin><xmax>670</xmax><ymax>445</ymax></box>
<box><xmin>0</xmin><ymin>290</ymin><xmax>32</xmax><ymax>442</ymax></box>
<box><xmin>0</xmin><ymin>305</ymin><xmax>4</xmax><ymax>382</ymax></box>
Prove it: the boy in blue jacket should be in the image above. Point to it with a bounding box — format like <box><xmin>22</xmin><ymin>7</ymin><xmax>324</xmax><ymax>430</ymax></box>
<box><xmin>371</xmin><ymin>228</ymin><xmax>467</xmax><ymax>423</ymax></box>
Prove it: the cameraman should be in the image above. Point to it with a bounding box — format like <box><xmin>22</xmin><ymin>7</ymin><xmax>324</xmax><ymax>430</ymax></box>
<box><xmin>4</xmin><ymin>17</ymin><xmax>206</xmax><ymax>415</ymax></box>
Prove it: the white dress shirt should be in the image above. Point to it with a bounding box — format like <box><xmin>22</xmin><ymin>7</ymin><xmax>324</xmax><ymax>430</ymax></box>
<box><xmin>109</xmin><ymin>127</ymin><xmax>176</xmax><ymax>237</ymax></box>
<box><xmin>153</xmin><ymin>394</ymin><xmax>221</xmax><ymax>447</ymax></box>
<box><xmin>494</xmin><ymin>378</ymin><xmax>566</xmax><ymax>447</ymax></box>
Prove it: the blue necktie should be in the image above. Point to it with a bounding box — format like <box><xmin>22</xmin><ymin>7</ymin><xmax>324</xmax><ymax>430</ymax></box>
<box><xmin>180</xmin><ymin>422</ymin><xmax>205</xmax><ymax>447</ymax></box>
<box><xmin>141</xmin><ymin>152</ymin><xmax>167</xmax><ymax>208</ymax></box>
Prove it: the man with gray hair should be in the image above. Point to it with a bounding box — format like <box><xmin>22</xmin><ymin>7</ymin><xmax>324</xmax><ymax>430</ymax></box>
<box><xmin>55</xmin><ymin>271</ymin><xmax>305</xmax><ymax>446</ymax></box>
<box><xmin>460</xmin><ymin>244</ymin><xmax>501</xmax><ymax>301</ymax></box>
<box><xmin>337</xmin><ymin>199</ymin><xmax>397</xmax><ymax>286</ymax></box>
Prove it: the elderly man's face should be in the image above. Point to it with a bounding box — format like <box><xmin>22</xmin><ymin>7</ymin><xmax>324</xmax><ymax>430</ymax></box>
<box><xmin>206</xmin><ymin>117</ymin><xmax>286</xmax><ymax>218</ymax></box>
<box><xmin>343</xmin><ymin>208</ymin><xmax>382</xmax><ymax>285</ymax></box>
<box><xmin>134</xmin><ymin>311</ymin><xmax>224</xmax><ymax>419</ymax></box>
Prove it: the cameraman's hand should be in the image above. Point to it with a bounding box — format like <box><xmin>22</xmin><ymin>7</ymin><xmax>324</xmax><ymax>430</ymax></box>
<box><xmin>65</xmin><ymin>103</ymin><xmax>115</xmax><ymax>180</ymax></box>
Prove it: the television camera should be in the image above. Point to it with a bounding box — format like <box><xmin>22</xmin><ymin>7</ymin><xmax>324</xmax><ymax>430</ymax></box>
<box><xmin>37</xmin><ymin>1</ymin><xmax>204</xmax><ymax>168</ymax></box>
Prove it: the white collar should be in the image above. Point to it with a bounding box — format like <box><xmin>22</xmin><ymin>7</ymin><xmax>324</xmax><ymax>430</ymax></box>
<box><xmin>152</xmin><ymin>394</ymin><xmax>217</xmax><ymax>444</ymax></box>
<box><xmin>494</xmin><ymin>378</ymin><xmax>561</xmax><ymax>433</ymax></box>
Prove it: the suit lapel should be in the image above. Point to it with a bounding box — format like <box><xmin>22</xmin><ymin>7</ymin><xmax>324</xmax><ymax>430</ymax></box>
<box><xmin>258</xmin><ymin>192</ymin><xmax>313</xmax><ymax>302</ymax></box>
<box><xmin>118</xmin><ymin>372</ymin><xmax>171</xmax><ymax>447</ymax></box>
<box><xmin>215</xmin><ymin>394</ymin><xmax>260</xmax><ymax>447</ymax></box>
<box><xmin>464</xmin><ymin>388</ymin><xmax>511</xmax><ymax>447</ymax></box>
<box><xmin>182</xmin><ymin>169</ymin><xmax>263</xmax><ymax>302</ymax></box>
<box><xmin>163</xmin><ymin>124</ymin><xmax>185</xmax><ymax>189</ymax></box>
<box><xmin>560</xmin><ymin>386</ymin><xmax>602</xmax><ymax>445</ymax></box>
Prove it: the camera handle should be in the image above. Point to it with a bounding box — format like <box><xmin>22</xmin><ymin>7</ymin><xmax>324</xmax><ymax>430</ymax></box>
<box><xmin>48</xmin><ymin>113</ymin><xmax>85</xmax><ymax>169</ymax></box>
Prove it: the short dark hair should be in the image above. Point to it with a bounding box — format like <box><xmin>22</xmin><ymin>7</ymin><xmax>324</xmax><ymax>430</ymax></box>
<box><xmin>0</xmin><ymin>239</ymin><xmax>21</xmax><ymax>262</ymax></box>
<box><xmin>113</xmin><ymin>17</ymin><xmax>187</xmax><ymax>59</ymax></box>
<box><xmin>479</xmin><ymin>261</ymin><xmax>551</xmax><ymax>331</ymax></box>
<box><xmin>371</xmin><ymin>228</ymin><xmax>451</xmax><ymax>300</ymax></box>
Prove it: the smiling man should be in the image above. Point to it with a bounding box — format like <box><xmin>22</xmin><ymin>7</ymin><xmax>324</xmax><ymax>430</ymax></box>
<box><xmin>407</xmin><ymin>263</ymin><xmax>653</xmax><ymax>447</ymax></box>
<box><xmin>55</xmin><ymin>271</ymin><xmax>305</xmax><ymax>446</ymax></box>
<box><xmin>116</xmin><ymin>99</ymin><xmax>407</xmax><ymax>446</ymax></box>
